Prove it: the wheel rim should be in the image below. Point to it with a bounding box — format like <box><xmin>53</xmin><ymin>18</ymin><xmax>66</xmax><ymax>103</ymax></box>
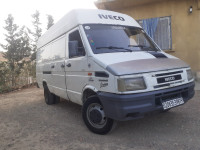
<box><xmin>86</xmin><ymin>103</ymin><xmax>107</xmax><ymax>129</ymax></box>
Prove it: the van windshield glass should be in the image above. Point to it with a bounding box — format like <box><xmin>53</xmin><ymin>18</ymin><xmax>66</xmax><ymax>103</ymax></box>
<box><xmin>83</xmin><ymin>24</ymin><xmax>160</xmax><ymax>54</ymax></box>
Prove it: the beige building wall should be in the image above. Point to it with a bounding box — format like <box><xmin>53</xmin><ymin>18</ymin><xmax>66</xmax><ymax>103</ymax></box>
<box><xmin>95</xmin><ymin>0</ymin><xmax>200</xmax><ymax>73</ymax></box>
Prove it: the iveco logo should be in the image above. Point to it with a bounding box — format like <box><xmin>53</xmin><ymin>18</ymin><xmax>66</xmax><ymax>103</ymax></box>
<box><xmin>165</xmin><ymin>76</ymin><xmax>175</xmax><ymax>82</ymax></box>
<box><xmin>98</xmin><ymin>14</ymin><xmax>125</xmax><ymax>21</ymax></box>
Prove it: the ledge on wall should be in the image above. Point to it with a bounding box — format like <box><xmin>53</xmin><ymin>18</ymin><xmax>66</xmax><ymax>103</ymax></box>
<box><xmin>164</xmin><ymin>50</ymin><xmax>175</xmax><ymax>53</ymax></box>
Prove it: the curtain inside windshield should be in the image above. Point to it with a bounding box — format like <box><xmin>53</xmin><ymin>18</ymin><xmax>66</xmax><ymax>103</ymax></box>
<box><xmin>83</xmin><ymin>24</ymin><xmax>159</xmax><ymax>54</ymax></box>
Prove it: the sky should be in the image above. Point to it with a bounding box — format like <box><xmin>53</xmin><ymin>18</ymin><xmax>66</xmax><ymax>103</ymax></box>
<box><xmin>0</xmin><ymin>0</ymin><xmax>97</xmax><ymax>52</ymax></box>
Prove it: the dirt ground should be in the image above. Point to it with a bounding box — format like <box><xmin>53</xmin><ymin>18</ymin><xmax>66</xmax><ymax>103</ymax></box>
<box><xmin>0</xmin><ymin>86</ymin><xmax>200</xmax><ymax>150</ymax></box>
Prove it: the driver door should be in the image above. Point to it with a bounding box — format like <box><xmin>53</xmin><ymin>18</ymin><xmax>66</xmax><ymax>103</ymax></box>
<box><xmin>65</xmin><ymin>27</ymin><xmax>88</xmax><ymax>105</ymax></box>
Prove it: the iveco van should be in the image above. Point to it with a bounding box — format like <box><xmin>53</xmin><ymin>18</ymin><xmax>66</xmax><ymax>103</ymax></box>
<box><xmin>36</xmin><ymin>9</ymin><xmax>195</xmax><ymax>134</ymax></box>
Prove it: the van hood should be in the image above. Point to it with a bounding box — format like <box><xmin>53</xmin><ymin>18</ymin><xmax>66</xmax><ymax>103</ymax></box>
<box><xmin>92</xmin><ymin>52</ymin><xmax>189</xmax><ymax>76</ymax></box>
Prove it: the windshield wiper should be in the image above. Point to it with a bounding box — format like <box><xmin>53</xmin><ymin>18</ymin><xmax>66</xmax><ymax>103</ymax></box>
<box><xmin>129</xmin><ymin>45</ymin><xmax>150</xmax><ymax>48</ymax></box>
<box><xmin>96</xmin><ymin>46</ymin><xmax>133</xmax><ymax>52</ymax></box>
<box><xmin>128</xmin><ymin>45</ymin><xmax>159</xmax><ymax>52</ymax></box>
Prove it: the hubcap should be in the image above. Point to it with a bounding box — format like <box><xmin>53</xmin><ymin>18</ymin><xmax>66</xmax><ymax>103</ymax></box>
<box><xmin>87</xmin><ymin>103</ymin><xmax>107</xmax><ymax>128</ymax></box>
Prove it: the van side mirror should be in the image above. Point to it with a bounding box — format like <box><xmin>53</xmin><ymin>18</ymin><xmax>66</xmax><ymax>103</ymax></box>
<box><xmin>69</xmin><ymin>41</ymin><xmax>78</xmax><ymax>58</ymax></box>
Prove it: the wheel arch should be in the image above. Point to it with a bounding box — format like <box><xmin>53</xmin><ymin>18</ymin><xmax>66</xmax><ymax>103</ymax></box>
<box><xmin>42</xmin><ymin>80</ymin><xmax>47</xmax><ymax>88</ymax></box>
<box><xmin>82</xmin><ymin>85</ymin><xmax>98</xmax><ymax>104</ymax></box>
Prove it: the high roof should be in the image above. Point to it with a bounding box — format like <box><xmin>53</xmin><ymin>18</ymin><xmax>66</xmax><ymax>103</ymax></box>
<box><xmin>37</xmin><ymin>9</ymin><xmax>141</xmax><ymax>49</ymax></box>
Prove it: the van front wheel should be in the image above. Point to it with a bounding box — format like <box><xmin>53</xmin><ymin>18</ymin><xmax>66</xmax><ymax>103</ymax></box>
<box><xmin>82</xmin><ymin>96</ymin><xmax>115</xmax><ymax>135</ymax></box>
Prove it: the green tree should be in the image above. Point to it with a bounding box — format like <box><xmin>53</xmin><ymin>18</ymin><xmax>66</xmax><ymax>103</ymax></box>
<box><xmin>29</xmin><ymin>10</ymin><xmax>42</xmax><ymax>60</ymax></box>
<box><xmin>0</xmin><ymin>14</ymin><xmax>20</xmax><ymax>86</ymax></box>
<box><xmin>47</xmin><ymin>14</ymin><xmax>54</xmax><ymax>30</ymax></box>
<box><xmin>17</xmin><ymin>26</ymin><xmax>32</xmax><ymax>60</ymax></box>
<box><xmin>0</xmin><ymin>15</ymin><xmax>32</xmax><ymax>87</ymax></box>
<box><xmin>1</xmin><ymin>14</ymin><xmax>19</xmax><ymax>62</ymax></box>
<box><xmin>0</xmin><ymin>61</ymin><xmax>12</xmax><ymax>93</ymax></box>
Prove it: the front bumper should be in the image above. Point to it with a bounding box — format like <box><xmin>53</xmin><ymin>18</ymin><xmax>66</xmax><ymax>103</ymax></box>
<box><xmin>98</xmin><ymin>82</ymin><xmax>195</xmax><ymax>121</ymax></box>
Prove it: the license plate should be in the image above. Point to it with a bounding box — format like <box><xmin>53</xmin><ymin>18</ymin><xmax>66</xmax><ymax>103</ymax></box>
<box><xmin>162</xmin><ymin>97</ymin><xmax>184</xmax><ymax>110</ymax></box>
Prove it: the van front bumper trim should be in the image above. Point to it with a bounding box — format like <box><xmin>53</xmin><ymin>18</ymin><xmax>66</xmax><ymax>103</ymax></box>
<box><xmin>97</xmin><ymin>82</ymin><xmax>195</xmax><ymax>121</ymax></box>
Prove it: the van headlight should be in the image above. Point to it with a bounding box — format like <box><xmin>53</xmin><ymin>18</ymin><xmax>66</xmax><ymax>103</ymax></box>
<box><xmin>118</xmin><ymin>77</ymin><xmax>146</xmax><ymax>92</ymax></box>
<box><xmin>186</xmin><ymin>69</ymin><xmax>193</xmax><ymax>81</ymax></box>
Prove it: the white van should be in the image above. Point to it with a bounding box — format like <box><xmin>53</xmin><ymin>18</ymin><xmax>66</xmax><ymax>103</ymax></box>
<box><xmin>36</xmin><ymin>9</ymin><xmax>195</xmax><ymax>134</ymax></box>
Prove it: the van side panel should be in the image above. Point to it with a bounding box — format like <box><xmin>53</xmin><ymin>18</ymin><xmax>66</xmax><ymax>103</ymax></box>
<box><xmin>65</xmin><ymin>57</ymin><xmax>88</xmax><ymax>105</ymax></box>
<box><xmin>50</xmin><ymin>35</ymin><xmax>69</xmax><ymax>99</ymax></box>
<box><xmin>36</xmin><ymin>49</ymin><xmax>43</xmax><ymax>88</ymax></box>
<box><xmin>37</xmin><ymin>44</ymin><xmax>54</xmax><ymax>92</ymax></box>
<box><xmin>36</xmin><ymin>35</ymin><xmax>69</xmax><ymax>100</ymax></box>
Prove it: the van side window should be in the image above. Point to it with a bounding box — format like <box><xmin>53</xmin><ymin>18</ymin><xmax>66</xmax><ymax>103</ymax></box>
<box><xmin>68</xmin><ymin>30</ymin><xmax>85</xmax><ymax>58</ymax></box>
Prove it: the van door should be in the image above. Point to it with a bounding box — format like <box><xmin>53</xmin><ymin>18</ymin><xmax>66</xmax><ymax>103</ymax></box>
<box><xmin>51</xmin><ymin>35</ymin><xmax>69</xmax><ymax>100</ymax></box>
<box><xmin>65</xmin><ymin>27</ymin><xmax>88</xmax><ymax>105</ymax></box>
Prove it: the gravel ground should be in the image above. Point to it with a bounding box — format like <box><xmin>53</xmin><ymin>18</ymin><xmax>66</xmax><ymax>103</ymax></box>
<box><xmin>0</xmin><ymin>86</ymin><xmax>200</xmax><ymax>150</ymax></box>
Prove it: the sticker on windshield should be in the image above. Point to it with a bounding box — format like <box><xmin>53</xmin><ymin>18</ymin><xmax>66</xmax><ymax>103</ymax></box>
<box><xmin>85</xmin><ymin>26</ymin><xmax>90</xmax><ymax>30</ymax></box>
<box><xmin>87</xmin><ymin>34</ymin><xmax>95</xmax><ymax>46</ymax></box>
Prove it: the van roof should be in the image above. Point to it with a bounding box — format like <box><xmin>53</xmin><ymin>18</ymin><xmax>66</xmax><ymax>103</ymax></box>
<box><xmin>37</xmin><ymin>9</ymin><xmax>141</xmax><ymax>49</ymax></box>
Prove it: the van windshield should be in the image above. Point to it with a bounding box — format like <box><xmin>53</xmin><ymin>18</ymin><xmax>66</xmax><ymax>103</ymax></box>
<box><xmin>83</xmin><ymin>24</ymin><xmax>160</xmax><ymax>54</ymax></box>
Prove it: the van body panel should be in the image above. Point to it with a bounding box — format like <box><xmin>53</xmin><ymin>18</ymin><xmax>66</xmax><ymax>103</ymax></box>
<box><xmin>37</xmin><ymin>9</ymin><xmax>140</xmax><ymax>49</ymax></box>
<box><xmin>65</xmin><ymin>56</ymin><xmax>88</xmax><ymax>105</ymax></box>
<box><xmin>86</xmin><ymin>57</ymin><xmax>117</xmax><ymax>94</ymax></box>
<box><xmin>92</xmin><ymin>51</ymin><xmax>177</xmax><ymax>67</ymax></box>
<box><xmin>98</xmin><ymin>82</ymin><xmax>195</xmax><ymax>121</ymax></box>
<box><xmin>106</xmin><ymin>58</ymin><xmax>189</xmax><ymax>76</ymax></box>
<box><xmin>64</xmin><ymin>27</ymin><xmax>89</xmax><ymax>105</ymax></box>
<box><xmin>93</xmin><ymin>52</ymin><xmax>155</xmax><ymax>67</ymax></box>
<box><xmin>51</xmin><ymin>59</ymin><xmax>68</xmax><ymax>100</ymax></box>
<box><xmin>43</xmin><ymin>63</ymin><xmax>54</xmax><ymax>93</ymax></box>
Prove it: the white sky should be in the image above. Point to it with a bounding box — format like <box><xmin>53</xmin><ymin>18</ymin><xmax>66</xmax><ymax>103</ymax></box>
<box><xmin>0</xmin><ymin>0</ymin><xmax>97</xmax><ymax>52</ymax></box>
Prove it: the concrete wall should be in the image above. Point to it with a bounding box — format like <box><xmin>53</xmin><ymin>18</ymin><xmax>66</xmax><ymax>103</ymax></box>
<box><xmin>96</xmin><ymin>0</ymin><xmax>200</xmax><ymax>73</ymax></box>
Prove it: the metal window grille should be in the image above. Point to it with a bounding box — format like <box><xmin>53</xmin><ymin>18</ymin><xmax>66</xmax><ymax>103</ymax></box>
<box><xmin>138</xmin><ymin>16</ymin><xmax>172</xmax><ymax>50</ymax></box>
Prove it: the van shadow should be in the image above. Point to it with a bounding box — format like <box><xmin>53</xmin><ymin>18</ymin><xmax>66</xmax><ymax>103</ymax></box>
<box><xmin>54</xmin><ymin>98</ymin><xmax>185</xmax><ymax>137</ymax></box>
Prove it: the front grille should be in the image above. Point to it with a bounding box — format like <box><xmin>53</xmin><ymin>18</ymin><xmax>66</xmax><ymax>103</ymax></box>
<box><xmin>155</xmin><ymin>70</ymin><xmax>183</xmax><ymax>77</ymax></box>
<box><xmin>153</xmin><ymin>70</ymin><xmax>183</xmax><ymax>88</ymax></box>
<box><xmin>154</xmin><ymin>83</ymin><xmax>170</xmax><ymax>88</ymax></box>
<box><xmin>157</xmin><ymin>74</ymin><xmax>182</xmax><ymax>84</ymax></box>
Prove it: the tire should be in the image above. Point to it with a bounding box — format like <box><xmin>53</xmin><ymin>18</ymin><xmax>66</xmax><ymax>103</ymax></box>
<box><xmin>53</xmin><ymin>94</ymin><xmax>60</xmax><ymax>104</ymax></box>
<box><xmin>36</xmin><ymin>82</ymin><xmax>39</xmax><ymax>88</ymax></box>
<box><xmin>44</xmin><ymin>85</ymin><xmax>55</xmax><ymax>105</ymax></box>
<box><xmin>82</xmin><ymin>96</ymin><xmax>115</xmax><ymax>135</ymax></box>
<box><xmin>161</xmin><ymin>109</ymin><xmax>171</xmax><ymax>113</ymax></box>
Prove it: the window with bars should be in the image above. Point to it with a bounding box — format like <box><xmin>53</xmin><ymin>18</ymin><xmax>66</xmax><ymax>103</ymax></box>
<box><xmin>138</xmin><ymin>16</ymin><xmax>172</xmax><ymax>50</ymax></box>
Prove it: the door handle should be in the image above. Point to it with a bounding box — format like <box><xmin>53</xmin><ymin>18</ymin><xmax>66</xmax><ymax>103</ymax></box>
<box><xmin>61</xmin><ymin>64</ymin><xmax>65</xmax><ymax>68</ymax></box>
<box><xmin>51</xmin><ymin>65</ymin><xmax>55</xmax><ymax>69</ymax></box>
<box><xmin>66</xmin><ymin>63</ymin><xmax>71</xmax><ymax>67</ymax></box>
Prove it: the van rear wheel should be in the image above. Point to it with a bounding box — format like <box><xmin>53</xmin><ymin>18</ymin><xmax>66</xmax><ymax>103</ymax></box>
<box><xmin>82</xmin><ymin>96</ymin><xmax>115</xmax><ymax>135</ymax></box>
<box><xmin>44</xmin><ymin>85</ymin><xmax>55</xmax><ymax>105</ymax></box>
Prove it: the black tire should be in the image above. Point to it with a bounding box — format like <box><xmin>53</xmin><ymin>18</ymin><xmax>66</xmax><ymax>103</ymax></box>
<box><xmin>44</xmin><ymin>85</ymin><xmax>55</xmax><ymax>105</ymax></box>
<box><xmin>82</xmin><ymin>96</ymin><xmax>115</xmax><ymax>135</ymax></box>
<box><xmin>53</xmin><ymin>94</ymin><xmax>60</xmax><ymax>104</ymax></box>
<box><xmin>36</xmin><ymin>82</ymin><xmax>39</xmax><ymax>88</ymax></box>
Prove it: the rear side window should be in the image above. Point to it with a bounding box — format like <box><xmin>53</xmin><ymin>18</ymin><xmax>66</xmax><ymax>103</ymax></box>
<box><xmin>68</xmin><ymin>30</ymin><xmax>85</xmax><ymax>58</ymax></box>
